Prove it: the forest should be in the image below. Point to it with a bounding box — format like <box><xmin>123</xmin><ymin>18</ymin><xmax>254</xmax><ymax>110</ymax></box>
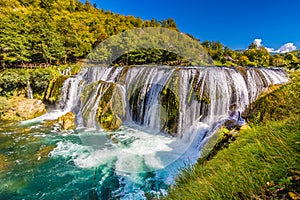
<box><xmin>1</xmin><ymin>0</ymin><xmax>299</xmax><ymax>68</ymax></box>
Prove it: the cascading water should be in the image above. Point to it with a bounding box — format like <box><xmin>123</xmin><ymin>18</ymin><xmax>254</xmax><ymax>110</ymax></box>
<box><xmin>6</xmin><ymin>66</ymin><xmax>288</xmax><ymax>200</ymax></box>
<box><xmin>60</xmin><ymin>66</ymin><xmax>288</xmax><ymax>135</ymax></box>
<box><xmin>26</xmin><ymin>80</ymin><xmax>33</xmax><ymax>99</ymax></box>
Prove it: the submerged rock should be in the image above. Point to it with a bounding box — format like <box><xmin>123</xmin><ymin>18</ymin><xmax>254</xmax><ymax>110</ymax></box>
<box><xmin>0</xmin><ymin>154</ymin><xmax>10</xmax><ymax>171</ymax></box>
<box><xmin>57</xmin><ymin>112</ymin><xmax>75</xmax><ymax>130</ymax></box>
<box><xmin>33</xmin><ymin>146</ymin><xmax>55</xmax><ymax>162</ymax></box>
<box><xmin>0</xmin><ymin>96</ymin><xmax>46</xmax><ymax>121</ymax></box>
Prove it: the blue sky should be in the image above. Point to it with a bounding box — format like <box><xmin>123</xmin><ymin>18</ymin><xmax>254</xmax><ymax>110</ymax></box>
<box><xmin>89</xmin><ymin>0</ymin><xmax>300</xmax><ymax>50</ymax></box>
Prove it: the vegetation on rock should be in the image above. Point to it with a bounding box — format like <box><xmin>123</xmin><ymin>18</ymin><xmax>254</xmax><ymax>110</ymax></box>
<box><xmin>96</xmin><ymin>82</ymin><xmax>124</xmax><ymax>131</ymax></box>
<box><xmin>44</xmin><ymin>75</ymin><xmax>68</xmax><ymax>103</ymax></box>
<box><xmin>160</xmin><ymin>71</ymin><xmax>180</xmax><ymax>136</ymax></box>
<box><xmin>80</xmin><ymin>80</ymin><xmax>125</xmax><ymax>131</ymax></box>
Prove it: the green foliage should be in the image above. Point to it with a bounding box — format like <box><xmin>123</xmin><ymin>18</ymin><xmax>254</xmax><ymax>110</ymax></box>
<box><xmin>30</xmin><ymin>69</ymin><xmax>54</xmax><ymax>97</ymax></box>
<box><xmin>243</xmin><ymin>46</ymin><xmax>270</xmax><ymax>67</ymax></box>
<box><xmin>0</xmin><ymin>69</ymin><xmax>30</xmax><ymax>96</ymax></box>
<box><xmin>0</xmin><ymin>0</ymin><xmax>178</xmax><ymax>66</ymax></box>
<box><xmin>0</xmin><ymin>68</ymin><xmax>62</xmax><ymax>99</ymax></box>
<box><xmin>113</xmin><ymin>49</ymin><xmax>192</xmax><ymax>66</ymax></box>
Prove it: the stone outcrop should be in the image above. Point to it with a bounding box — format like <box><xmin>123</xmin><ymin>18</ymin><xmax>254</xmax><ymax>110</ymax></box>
<box><xmin>0</xmin><ymin>96</ymin><xmax>46</xmax><ymax>121</ymax></box>
<box><xmin>96</xmin><ymin>82</ymin><xmax>125</xmax><ymax>131</ymax></box>
<box><xmin>57</xmin><ymin>112</ymin><xmax>75</xmax><ymax>130</ymax></box>
<box><xmin>80</xmin><ymin>80</ymin><xmax>125</xmax><ymax>131</ymax></box>
<box><xmin>44</xmin><ymin>76</ymin><xmax>68</xmax><ymax>104</ymax></box>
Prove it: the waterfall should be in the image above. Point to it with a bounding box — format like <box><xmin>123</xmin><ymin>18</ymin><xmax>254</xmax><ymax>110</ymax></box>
<box><xmin>59</xmin><ymin>66</ymin><xmax>288</xmax><ymax>137</ymax></box>
<box><xmin>49</xmin><ymin>65</ymin><xmax>289</xmax><ymax>198</ymax></box>
<box><xmin>27</xmin><ymin>80</ymin><xmax>33</xmax><ymax>99</ymax></box>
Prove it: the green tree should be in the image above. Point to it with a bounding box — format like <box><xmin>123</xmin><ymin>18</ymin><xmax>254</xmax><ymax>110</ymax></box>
<box><xmin>243</xmin><ymin>46</ymin><xmax>270</xmax><ymax>67</ymax></box>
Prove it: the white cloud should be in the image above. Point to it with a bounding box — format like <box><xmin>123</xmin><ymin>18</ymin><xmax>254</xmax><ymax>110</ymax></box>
<box><xmin>275</xmin><ymin>43</ymin><xmax>297</xmax><ymax>53</ymax></box>
<box><xmin>250</xmin><ymin>39</ymin><xmax>297</xmax><ymax>53</ymax></box>
<box><xmin>253</xmin><ymin>39</ymin><xmax>263</xmax><ymax>47</ymax></box>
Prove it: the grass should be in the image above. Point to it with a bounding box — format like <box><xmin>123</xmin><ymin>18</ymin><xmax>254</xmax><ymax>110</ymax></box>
<box><xmin>165</xmin><ymin>70</ymin><xmax>300</xmax><ymax>200</ymax></box>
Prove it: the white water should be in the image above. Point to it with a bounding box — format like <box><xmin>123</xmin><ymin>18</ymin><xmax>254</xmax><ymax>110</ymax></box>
<box><xmin>27</xmin><ymin>80</ymin><xmax>33</xmax><ymax>99</ymax></box>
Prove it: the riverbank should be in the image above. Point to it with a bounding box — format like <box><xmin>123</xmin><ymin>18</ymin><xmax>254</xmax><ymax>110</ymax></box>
<box><xmin>166</xmin><ymin>71</ymin><xmax>300</xmax><ymax>199</ymax></box>
<box><xmin>0</xmin><ymin>65</ymin><xmax>81</xmax><ymax>120</ymax></box>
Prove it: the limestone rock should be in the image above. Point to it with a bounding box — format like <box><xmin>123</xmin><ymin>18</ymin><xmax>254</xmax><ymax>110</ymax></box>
<box><xmin>57</xmin><ymin>112</ymin><xmax>75</xmax><ymax>130</ymax></box>
<box><xmin>0</xmin><ymin>96</ymin><xmax>46</xmax><ymax>121</ymax></box>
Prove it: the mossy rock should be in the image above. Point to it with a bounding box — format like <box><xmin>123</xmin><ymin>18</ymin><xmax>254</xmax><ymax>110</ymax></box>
<box><xmin>96</xmin><ymin>82</ymin><xmax>125</xmax><ymax>131</ymax></box>
<box><xmin>198</xmin><ymin>126</ymin><xmax>238</xmax><ymax>164</ymax></box>
<box><xmin>160</xmin><ymin>71</ymin><xmax>180</xmax><ymax>136</ymax></box>
<box><xmin>44</xmin><ymin>76</ymin><xmax>68</xmax><ymax>104</ymax></box>
<box><xmin>127</xmin><ymin>70</ymin><xmax>180</xmax><ymax>136</ymax></box>
<box><xmin>81</xmin><ymin>81</ymin><xmax>124</xmax><ymax>131</ymax></box>
<box><xmin>57</xmin><ymin>112</ymin><xmax>75</xmax><ymax>130</ymax></box>
<box><xmin>98</xmin><ymin>113</ymin><xmax>122</xmax><ymax>131</ymax></box>
<box><xmin>0</xmin><ymin>154</ymin><xmax>11</xmax><ymax>171</ymax></box>
<box><xmin>33</xmin><ymin>145</ymin><xmax>55</xmax><ymax>162</ymax></box>
<box><xmin>235</xmin><ymin>66</ymin><xmax>248</xmax><ymax>80</ymax></box>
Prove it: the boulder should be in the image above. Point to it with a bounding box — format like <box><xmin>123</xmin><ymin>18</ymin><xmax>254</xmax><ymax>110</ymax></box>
<box><xmin>98</xmin><ymin>114</ymin><xmax>122</xmax><ymax>131</ymax></box>
<box><xmin>0</xmin><ymin>96</ymin><xmax>46</xmax><ymax>121</ymax></box>
<box><xmin>57</xmin><ymin>112</ymin><xmax>75</xmax><ymax>130</ymax></box>
<box><xmin>0</xmin><ymin>154</ymin><xmax>10</xmax><ymax>171</ymax></box>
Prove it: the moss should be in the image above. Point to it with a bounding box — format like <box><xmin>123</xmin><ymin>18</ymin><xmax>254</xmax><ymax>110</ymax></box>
<box><xmin>159</xmin><ymin>70</ymin><xmax>180</xmax><ymax>136</ymax></box>
<box><xmin>97</xmin><ymin>83</ymin><xmax>125</xmax><ymax>131</ymax></box>
<box><xmin>190</xmin><ymin>70</ymin><xmax>211</xmax><ymax>105</ymax></box>
<box><xmin>117</xmin><ymin>66</ymin><xmax>132</xmax><ymax>84</ymax></box>
<box><xmin>44</xmin><ymin>75</ymin><xmax>68</xmax><ymax>103</ymax></box>
<box><xmin>80</xmin><ymin>81</ymin><xmax>100</xmax><ymax>106</ymax></box>
<box><xmin>82</xmin><ymin>81</ymin><xmax>125</xmax><ymax>131</ymax></box>
<box><xmin>235</xmin><ymin>66</ymin><xmax>248</xmax><ymax>80</ymax></box>
<box><xmin>198</xmin><ymin>126</ymin><xmax>239</xmax><ymax>165</ymax></box>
